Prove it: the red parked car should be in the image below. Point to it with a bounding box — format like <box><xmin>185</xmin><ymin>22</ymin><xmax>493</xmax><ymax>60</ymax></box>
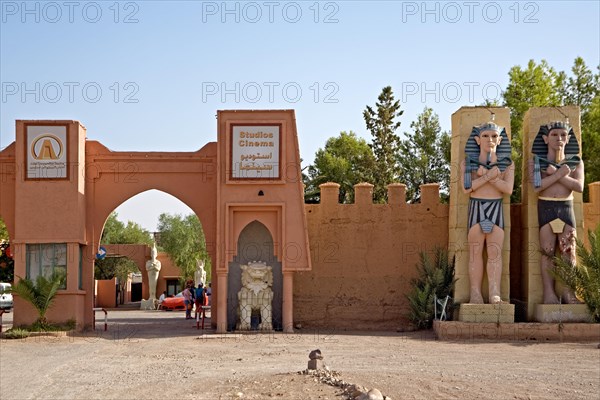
<box><xmin>160</xmin><ymin>293</ymin><xmax>185</xmax><ymax>311</ymax></box>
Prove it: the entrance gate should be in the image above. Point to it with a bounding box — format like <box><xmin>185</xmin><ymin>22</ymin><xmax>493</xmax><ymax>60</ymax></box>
<box><xmin>0</xmin><ymin>110</ymin><xmax>311</xmax><ymax>333</ymax></box>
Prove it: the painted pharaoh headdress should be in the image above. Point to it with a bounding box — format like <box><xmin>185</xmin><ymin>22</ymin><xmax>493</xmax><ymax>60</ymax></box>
<box><xmin>531</xmin><ymin>121</ymin><xmax>581</xmax><ymax>188</ymax></box>
<box><xmin>463</xmin><ymin>122</ymin><xmax>512</xmax><ymax>190</ymax></box>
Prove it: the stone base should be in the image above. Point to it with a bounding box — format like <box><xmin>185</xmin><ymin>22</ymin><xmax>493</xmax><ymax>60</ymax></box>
<box><xmin>534</xmin><ymin>304</ymin><xmax>592</xmax><ymax>323</ymax></box>
<box><xmin>458</xmin><ymin>303</ymin><xmax>515</xmax><ymax>323</ymax></box>
<box><xmin>434</xmin><ymin>320</ymin><xmax>600</xmax><ymax>342</ymax></box>
<box><xmin>140</xmin><ymin>299</ymin><xmax>156</xmax><ymax>310</ymax></box>
<box><xmin>308</xmin><ymin>359</ymin><xmax>324</xmax><ymax>370</ymax></box>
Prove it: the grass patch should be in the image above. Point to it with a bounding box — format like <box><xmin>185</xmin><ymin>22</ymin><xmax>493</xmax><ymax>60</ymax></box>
<box><xmin>16</xmin><ymin>318</ymin><xmax>77</xmax><ymax>332</ymax></box>
<box><xmin>3</xmin><ymin>328</ymin><xmax>30</xmax><ymax>339</ymax></box>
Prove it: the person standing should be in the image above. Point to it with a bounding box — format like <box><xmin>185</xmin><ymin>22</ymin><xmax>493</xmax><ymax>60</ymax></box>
<box><xmin>183</xmin><ymin>285</ymin><xmax>193</xmax><ymax>319</ymax></box>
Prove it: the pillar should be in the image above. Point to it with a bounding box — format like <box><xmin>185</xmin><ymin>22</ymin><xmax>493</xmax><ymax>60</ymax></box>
<box><xmin>449</xmin><ymin>107</ymin><xmax>512</xmax><ymax>304</ymax></box>
<box><xmin>216</xmin><ymin>272</ymin><xmax>228</xmax><ymax>333</ymax></box>
<box><xmin>282</xmin><ymin>271</ymin><xmax>294</xmax><ymax>333</ymax></box>
<box><xmin>521</xmin><ymin>106</ymin><xmax>583</xmax><ymax>320</ymax></box>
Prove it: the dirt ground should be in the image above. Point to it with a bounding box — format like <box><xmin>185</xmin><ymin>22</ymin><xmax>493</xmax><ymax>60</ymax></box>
<box><xmin>1</xmin><ymin>308</ymin><xmax>599</xmax><ymax>400</ymax></box>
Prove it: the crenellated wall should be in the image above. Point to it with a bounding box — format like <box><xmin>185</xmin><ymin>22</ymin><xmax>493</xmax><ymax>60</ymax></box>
<box><xmin>294</xmin><ymin>182</ymin><xmax>449</xmax><ymax>330</ymax></box>
<box><xmin>294</xmin><ymin>181</ymin><xmax>600</xmax><ymax>330</ymax></box>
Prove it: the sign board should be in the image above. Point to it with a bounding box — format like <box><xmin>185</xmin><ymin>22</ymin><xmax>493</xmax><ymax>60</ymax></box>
<box><xmin>231</xmin><ymin>124</ymin><xmax>280</xmax><ymax>179</ymax></box>
<box><xmin>26</xmin><ymin>125</ymin><xmax>68</xmax><ymax>179</ymax></box>
<box><xmin>96</xmin><ymin>246</ymin><xmax>107</xmax><ymax>260</ymax></box>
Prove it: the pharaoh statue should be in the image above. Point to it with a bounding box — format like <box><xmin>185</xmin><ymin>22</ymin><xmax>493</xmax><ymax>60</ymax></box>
<box><xmin>530</xmin><ymin>121</ymin><xmax>584</xmax><ymax>304</ymax></box>
<box><xmin>237</xmin><ymin>261</ymin><xmax>274</xmax><ymax>331</ymax></box>
<box><xmin>460</xmin><ymin>121</ymin><xmax>514</xmax><ymax>304</ymax></box>
<box><xmin>194</xmin><ymin>259</ymin><xmax>207</xmax><ymax>287</ymax></box>
<box><xmin>145</xmin><ymin>242</ymin><xmax>162</xmax><ymax>300</ymax></box>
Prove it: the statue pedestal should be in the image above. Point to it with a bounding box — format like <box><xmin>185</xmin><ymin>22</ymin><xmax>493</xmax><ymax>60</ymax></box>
<box><xmin>140</xmin><ymin>299</ymin><xmax>156</xmax><ymax>310</ymax></box>
<box><xmin>534</xmin><ymin>304</ymin><xmax>592</xmax><ymax>323</ymax></box>
<box><xmin>458</xmin><ymin>303</ymin><xmax>515</xmax><ymax>323</ymax></box>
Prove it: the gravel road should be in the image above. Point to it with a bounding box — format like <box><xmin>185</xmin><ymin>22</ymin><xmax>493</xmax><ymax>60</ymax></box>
<box><xmin>1</xmin><ymin>308</ymin><xmax>599</xmax><ymax>400</ymax></box>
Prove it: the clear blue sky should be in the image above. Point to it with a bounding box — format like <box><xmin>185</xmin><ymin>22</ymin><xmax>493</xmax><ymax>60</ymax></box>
<box><xmin>2</xmin><ymin>0</ymin><xmax>599</xmax><ymax>231</ymax></box>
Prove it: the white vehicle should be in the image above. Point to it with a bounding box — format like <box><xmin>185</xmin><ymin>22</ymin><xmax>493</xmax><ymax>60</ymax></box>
<box><xmin>0</xmin><ymin>282</ymin><xmax>13</xmax><ymax>311</ymax></box>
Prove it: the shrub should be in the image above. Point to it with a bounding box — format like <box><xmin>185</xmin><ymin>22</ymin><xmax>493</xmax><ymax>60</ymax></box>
<box><xmin>406</xmin><ymin>247</ymin><xmax>456</xmax><ymax>329</ymax></box>
<box><xmin>3</xmin><ymin>328</ymin><xmax>30</xmax><ymax>339</ymax></box>
<box><xmin>9</xmin><ymin>271</ymin><xmax>66</xmax><ymax>330</ymax></box>
<box><xmin>552</xmin><ymin>224</ymin><xmax>600</xmax><ymax>322</ymax></box>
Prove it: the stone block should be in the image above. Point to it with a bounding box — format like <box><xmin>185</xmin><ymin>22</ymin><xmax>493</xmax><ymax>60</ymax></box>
<box><xmin>458</xmin><ymin>303</ymin><xmax>515</xmax><ymax>323</ymax></box>
<box><xmin>534</xmin><ymin>304</ymin><xmax>592</xmax><ymax>323</ymax></box>
<box><xmin>386</xmin><ymin>183</ymin><xmax>406</xmax><ymax>205</ymax></box>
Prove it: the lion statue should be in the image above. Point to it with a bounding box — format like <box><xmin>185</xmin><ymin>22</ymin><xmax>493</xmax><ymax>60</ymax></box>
<box><xmin>237</xmin><ymin>261</ymin><xmax>273</xmax><ymax>331</ymax></box>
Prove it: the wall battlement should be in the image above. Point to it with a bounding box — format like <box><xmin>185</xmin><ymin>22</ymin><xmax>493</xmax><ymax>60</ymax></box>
<box><xmin>296</xmin><ymin>182</ymin><xmax>449</xmax><ymax>330</ymax></box>
<box><xmin>295</xmin><ymin>181</ymin><xmax>600</xmax><ymax>330</ymax></box>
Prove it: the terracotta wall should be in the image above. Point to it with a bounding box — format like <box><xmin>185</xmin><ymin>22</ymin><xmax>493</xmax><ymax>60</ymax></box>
<box><xmin>584</xmin><ymin>182</ymin><xmax>600</xmax><ymax>244</ymax></box>
<box><xmin>294</xmin><ymin>183</ymin><xmax>449</xmax><ymax>330</ymax></box>
<box><xmin>96</xmin><ymin>278</ymin><xmax>117</xmax><ymax>308</ymax></box>
<box><xmin>295</xmin><ymin>181</ymin><xmax>600</xmax><ymax>330</ymax></box>
<box><xmin>154</xmin><ymin>251</ymin><xmax>182</xmax><ymax>297</ymax></box>
<box><xmin>99</xmin><ymin>244</ymin><xmax>181</xmax><ymax>300</ymax></box>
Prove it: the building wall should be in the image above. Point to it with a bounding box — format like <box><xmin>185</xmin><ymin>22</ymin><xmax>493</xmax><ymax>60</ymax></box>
<box><xmin>96</xmin><ymin>278</ymin><xmax>117</xmax><ymax>308</ymax></box>
<box><xmin>98</xmin><ymin>244</ymin><xmax>182</xmax><ymax>302</ymax></box>
<box><xmin>294</xmin><ymin>183</ymin><xmax>449</xmax><ymax>330</ymax></box>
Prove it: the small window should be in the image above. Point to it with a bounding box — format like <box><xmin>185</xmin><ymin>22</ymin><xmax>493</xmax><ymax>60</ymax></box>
<box><xmin>26</xmin><ymin>244</ymin><xmax>67</xmax><ymax>289</ymax></box>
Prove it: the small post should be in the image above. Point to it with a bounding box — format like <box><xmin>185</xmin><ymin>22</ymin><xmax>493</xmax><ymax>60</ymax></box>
<box><xmin>93</xmin><ymin>307</ymin><xmax>108</xmax><ymax>331</ymax></box>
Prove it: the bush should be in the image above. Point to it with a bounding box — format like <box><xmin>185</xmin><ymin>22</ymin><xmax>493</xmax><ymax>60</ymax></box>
<box><xmin>3</xmin><ymin>328</ymin><xmax>30</xmax><ymax>339</ymax></box>
<box><xmin>406</xmin><ymin>247</ymin><xmax>456</xmax><ymax>329</ymax></box>
<box><xmin>9</xmin><ymin>271</ymin><xmax>66</xmax><ymax>330</ymax></box>
<box><xmin>552</xmin><ymin>225</ymin><xmax>600</xmax><ymax>322</ymax></box>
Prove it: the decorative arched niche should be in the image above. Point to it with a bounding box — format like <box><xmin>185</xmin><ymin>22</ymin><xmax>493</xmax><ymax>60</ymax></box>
<box><xmin>227</xmin><ymin>220</ymin><xmax>282</xmax><ymax>331</ymax></box>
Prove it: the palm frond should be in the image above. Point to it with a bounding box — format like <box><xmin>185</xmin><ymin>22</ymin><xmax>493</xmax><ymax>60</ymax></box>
<box><xmin>9</xmin><ymin>272</ymin><xmax>65</xmax><ymax>326</ymax></box>
<box><xmin>551</xmin><ymin>225</ymin><xmax>600</xmax><ymax>322</ymax></box>
<box><xmin>406</xmin><ymin>247</ymin><xmax>456</xmax><ymax>329</ymax></box>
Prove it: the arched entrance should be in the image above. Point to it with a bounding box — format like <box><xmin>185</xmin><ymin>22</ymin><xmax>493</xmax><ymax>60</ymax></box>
<box><xmin>99</xmin><ymin>190</ymin><xmax>212</xmax><ymax>303</ymax></box>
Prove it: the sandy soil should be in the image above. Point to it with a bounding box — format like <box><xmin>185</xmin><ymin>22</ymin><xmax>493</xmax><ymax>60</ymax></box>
<box><xmin>1</xmin><ymin>308</ymin><xmax>599</xmax><ymax>400</ymax></box>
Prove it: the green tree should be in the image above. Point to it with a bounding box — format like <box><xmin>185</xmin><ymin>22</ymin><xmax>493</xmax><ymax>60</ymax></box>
<box><xmin>10</xmin><ymin>272</ymin><xmax>66</xmax><ymax>330</ymax></box>
<box><xmin>101</xmin><ymin>212</ymin><xmax>153</xmax><ymax>245</ymax></box>
<box><xmin>562</xmin><ymin>58</ymin><xmax>600</xmax><ymax>198</ymax></box>
<box><xmin>564</xmin><ymin>57</ymin><xmax>598</xmax><ymax>113</ymax></box>
<box><xmin>364</xmin><ymin>86</ymin><xmax>403</xmax><ymax>203</ymax></box>
<box><xmin>503</xmin><ymin>59</ymin><xmax>565</xmax><ymax>202</ymax></box>
<box><xmin>0</xmin><ymin>217</ymin><xmax>8</xmax><ymax>240</ymax></box>
<box><xmin>582</xmin><ymin>95</ymin><xmax>600</xmax><ymax>191</ymax></box>
<box><xmin>158</xmin><ymin>213</ymin><xmax>211</xmax><ymax>283</ymax></box>
<box><xmin>0</xmin><ymin>217</ymin><xmax>13</xmax><ymax>282</ymax></box>
<box><xmin>397</xmin><ymin>107</ymin><xmax>451</xmax><ymax>203</ymax></box>
<box><xmin>304</xmin><ymin>131</ymin><xmax>375</xmax><ymax>203</ymax></box>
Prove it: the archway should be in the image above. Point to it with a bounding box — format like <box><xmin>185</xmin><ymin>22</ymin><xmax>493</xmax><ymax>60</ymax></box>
<box><xmin>227</xmin><ymin>221</ymin><xmax>282</xmax><ymax>331</ymax></box>
<box><xmin>97</xmin><ymin>190</ymin><xmax>212</xmax><ymax>308</ymax></box>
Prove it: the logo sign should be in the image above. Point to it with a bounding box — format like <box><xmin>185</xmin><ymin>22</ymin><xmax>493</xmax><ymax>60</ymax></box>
<box><xmin>231</xmin><ymin>124</ymin><xmax>280</xmax><ymax>179</ymax></box>
<box><xmin>96</xmin><ymin>246</ymin><xmax>107</xmax><ymax>260</ymax></box>
<box><xmin>26</xmin><ymin>125</ymin><xmax>68</xmax><ymax>179</ymax></box>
